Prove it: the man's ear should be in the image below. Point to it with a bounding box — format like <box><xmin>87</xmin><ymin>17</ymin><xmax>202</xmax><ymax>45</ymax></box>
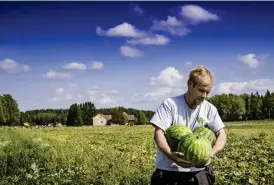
<box><xmin>188</xmin><ymin>80</ymin><xmax>193</xmax><ymax>88</ymax></box>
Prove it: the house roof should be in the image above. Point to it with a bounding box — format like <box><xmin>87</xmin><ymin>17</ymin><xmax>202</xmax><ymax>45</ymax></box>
<box><xmin>93</xmin><ymin>113</ymin><xmax>136</xmax><ymax>121</ymax></box>
<box><xmin>128</xmin><ymin>115</ymin><xmax>136</xmax><ymax>121</ymax></box>
<box><xmin>102</xmin><ymin>115</ymin><xmax>112</xmax><ymax>120</ymax></box>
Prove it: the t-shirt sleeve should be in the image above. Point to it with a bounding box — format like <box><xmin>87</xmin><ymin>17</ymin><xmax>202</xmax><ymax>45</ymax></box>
<box><xmin>150</xmin><ymin>98</ymin><xmax>173</xmax><ymax>131</ymax></box>
<box><xmin>208</xmin><ymin>107</ymin><xmax>225</xmax><ymax>133</ymax></box>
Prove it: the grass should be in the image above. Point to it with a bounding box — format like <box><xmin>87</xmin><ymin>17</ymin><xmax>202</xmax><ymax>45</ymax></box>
<box><xmin>0</xmin><ymin>120</ymin><xmax>273</xmax><ymax>185</ymax></box>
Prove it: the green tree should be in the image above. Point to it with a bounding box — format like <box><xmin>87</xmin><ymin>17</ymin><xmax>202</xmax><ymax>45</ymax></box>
<box><xmin>209</xmin><ymin>94</ymin><xmax>231</xmax><ymax>121</ymax></box>
<box><xmin>0</xmin><ymin>96</ymin><xmax>6</xmax><ymax>124</ymax></box>
<box><xmin>122</xmin><ymin>112</ymin><xmax>129</xmax><ymax>124</ymax></box>
<box><xmin>136</xmin><ymin>110</ymin><xmax>147</xmax><ymax>125</ymax></box>
<box><xmin>241</xmin><ymin>93</ymin><xmax>251</xmax><ymax>120</ymax></box>
<box><xmin>263</xmin><ymin>90</ymin><xmax>274</xmax><ymax>119</ymax></box>
<box><xmin>1</xmin><ymin>94</ymin><xmax>20</xmax><ymax>125</ymax></box>
<box><xmin>112</xmin><ymin>111</ymin><xmax>126</xmax><ymax>125</ymax></box>
<box><xmin>67</xmin><ymin>103</ymin><xmax>83</xmax><ymax>126</ymax></box>
<box><xmin>249</xmin><ymin>92</ymin><xmax>263</xmax><ymax>120</ymax></box>
<box><xmin>229</xmin><ymin>94</ymin><xmax>246</xmax><ymax>121</ymax></box>
<box><xmin>80</xmin><ymin>102</ymin><xmax>97</xmax><ymax>125</ymax></box>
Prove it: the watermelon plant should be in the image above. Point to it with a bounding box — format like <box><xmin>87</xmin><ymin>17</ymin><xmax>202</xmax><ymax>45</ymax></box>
<box><xmin>165</xmin><ymin>124</ymin><xmax>192</xmax><ymax>151</ymax></box>
<box><xmin>0</xmin><ymin>121</ymin><xmax>273</xmax><ymax>185</ymax></box>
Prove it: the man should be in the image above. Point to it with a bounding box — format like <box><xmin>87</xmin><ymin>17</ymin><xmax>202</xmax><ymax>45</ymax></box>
<box><xmin>150</xmin><ymin>66</ymin><xmax>227</xmax><ymax>185</ymax></box>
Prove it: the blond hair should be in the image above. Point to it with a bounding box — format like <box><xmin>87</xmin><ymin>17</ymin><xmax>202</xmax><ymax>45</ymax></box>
<box><xmin>188</xmin><ymin>66</ymin><xmax>213</xmax><ymax>86</ymax></box>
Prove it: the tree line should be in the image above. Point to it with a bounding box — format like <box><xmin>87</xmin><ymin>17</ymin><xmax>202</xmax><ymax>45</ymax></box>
<box><xmin>65</xmin><ymin>103</ymin><xmax>152</xmax><ymax>126</ymax></box>
<box><xmin>1</xmin><ymin>90</ymin><xmax>274</xmax><ymax>126</ymax></box>
<box><xmin>208</xmin><ymin>90</ymin><xmax>274</xmax><ymax>121</ymax></box>
<box><xmin>0</xmin><ymin>94</ymin><xmax>154</xmax><ymax>126</ymax></box>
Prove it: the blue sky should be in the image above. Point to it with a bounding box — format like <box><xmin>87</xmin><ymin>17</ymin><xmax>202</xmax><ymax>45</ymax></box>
<box><xmin>0</xmin><ymin>1</ymin><xmax>274</xmax><ymax>112</ymax></box>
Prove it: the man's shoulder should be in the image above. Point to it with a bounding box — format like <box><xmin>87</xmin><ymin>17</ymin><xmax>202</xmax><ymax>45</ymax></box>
<box><xmin>162</xmin><ymin>94</ymin><xmax>184</xmax><ymax>106</ymax></box>
<box><xmin>202</xmin><ymin>100</ymin><xmax>218</xmax><ymax>113</ymax></box>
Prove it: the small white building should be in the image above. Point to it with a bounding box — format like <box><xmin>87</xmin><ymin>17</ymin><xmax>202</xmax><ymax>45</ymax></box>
<box><xmin>92</xmin><ymin>114</ymin><xmax>112</xmax><ymax>126</ymax></box>
<box><xmin>92</xmin><ymin>113</ymin><xmax>137</xmax><ymax>126</ymax></box>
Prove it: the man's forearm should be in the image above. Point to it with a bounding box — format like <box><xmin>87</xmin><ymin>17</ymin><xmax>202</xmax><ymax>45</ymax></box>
<box><xmin>212</xmin><ymin>129</ymin><xmax>227</xmax><ymax>156</ymax></box>
<box><xmin>154</xmin><ymin>127</ymin><xmax>173</xmax><ymax>159</ymax></box>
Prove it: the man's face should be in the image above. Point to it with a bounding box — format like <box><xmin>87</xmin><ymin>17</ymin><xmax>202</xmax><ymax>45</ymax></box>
<box><xmin>187</xmin><ymin>76</ymin><xmax>213</xmax><ymax>107</ymax></box>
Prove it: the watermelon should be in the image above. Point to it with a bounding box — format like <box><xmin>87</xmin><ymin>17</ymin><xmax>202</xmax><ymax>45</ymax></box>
<box><xmin>193</xmin><ymin>126</ymin><xmax>216</xmax><ymax>146</ymax></box>
<box><xmin>165</xmin><ymin>125</ymin><xmax>192</xmax><ymax>151</ymax></box>
<box><xmin>177</xmin><ymin>134</ymin><xmax>212</xmax><ymax>168</ymax></box>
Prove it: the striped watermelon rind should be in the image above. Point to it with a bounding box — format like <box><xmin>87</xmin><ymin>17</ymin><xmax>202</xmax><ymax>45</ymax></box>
<box><xmin>193</xmin><ymin>126</ymin><xmax>216</xmax><ymax>146</ymax></box>
<box><xmin>177</xmin><ymin>134</ymin><xmax>212</xmax><ymax>168</ymax></box>
<box><xmin>165</xmin><ymin>125</ymin><xmax>193</xmax><ymax>151</ymax></box>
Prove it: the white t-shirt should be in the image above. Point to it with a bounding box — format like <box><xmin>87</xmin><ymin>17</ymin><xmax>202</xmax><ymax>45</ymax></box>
<box><xmin>150</xmin><ymin>94</ymin><xmax>225</xmax><ymax>172</ymax></box>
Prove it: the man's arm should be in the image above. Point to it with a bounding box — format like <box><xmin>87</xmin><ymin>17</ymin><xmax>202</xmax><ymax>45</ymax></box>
<box><xmin>153</xmin><ymin>125</ymin><xmax>172</xmax><ymax>158</ymax></box>
<box><xmin>204</xmin><ymin>128</ymin><xmax>227</xmax><ymax>166</ymax></box>
<box><xmin>212</xmin><ymin>128</ymin><xmax>227</xmax><ymax>156</ymax></box>
<box><xmin>153</xmin><ymin>124</ymin><xmax>193</xmax><ymax>168</ymax></box>
<box><xmin>207</xmin><ymin>107</ymin><xmax>227</xmax><ymax>157</ymax></box>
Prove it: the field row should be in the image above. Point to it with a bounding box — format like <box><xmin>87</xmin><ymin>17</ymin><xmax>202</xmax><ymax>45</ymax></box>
<box><xmin>0</xmin><ymin>122</ymin><xmax>273</xmax><ymax>184</ymax></box>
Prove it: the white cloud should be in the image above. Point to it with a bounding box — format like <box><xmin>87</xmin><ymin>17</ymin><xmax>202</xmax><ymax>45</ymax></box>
<box><xmin>216</xmin><ymin>79</ymin><xmax>274</xmax><ymax>95</ymax></box>
<box><xmin>69</xmin><ymin>83</ymin><xmax>78</xmax><ymax>88</ymax></box>
<box><xmin>150</xmin><ymin>67</ymin><xmax>184</xmax><ymax>87</ymax></box>
<box><xmin>181</xmin><ymin>5</ymin><xmax>219</xmax><ymax>24</ymax></box>
<box><xmin>43</xmin><ymin>70</ymin><xmax>72</xmax><ymax>79</ymax></box>
<box><xmin>62</xmin><ymin>61</ymin><xmax>105</xmax><ymax>71</ymax></box>
<box><xmin>237</xmin><ymin>53</ymin><xmax>264</xmax><ymax>68</ymax></box>
<box><xmin>89</xmin><ymin>96</ymin><xmax>96</xmax><ymax>102</ymax></box>
<box><xmin>65</xmin><ymin>94</ymin><xmax>73</xmax><ymax>100</ymax></box>
<box><xmin>144</xmin><ymin>87</ymin><xmax>173</xmax><ymax>101</ymax></box>
<box><xmin>186</xmin><ymin>61</ymin><xmax>192</xmax><ymax>65</ymax></box>
<box><xmin>86</xmin><ymin>91</ymin><xmax>117</xmax><ymax>105</ymax></box>
<box><xmin>0</xmin><ymin>58</ymin><xmax>30</xmax><ymax>73</ymax></box>
<box><xmin>77</xmin><ymin>94</ymin><xmax>84</xmax><ymax>100</ymax></box>
<box><xmin>48</xmin><ymin>97</ymin><xmax>61</xmax><ymax>103</ymax></box>
<box><xmin>110</xmin><ymin>89</ymin><xmax>119</xmax><ymax>94</ymax></box>
<box><xmin>97</xmin><ymin>93</ymin><xmax>116</xmax><ymax>105</ymax></box>
<box><xmin>134</xmin><ymin>86</ymin><xmax>186</xmax><ymax>102</ymax></box>
<box><xmin>156</xmin><ymin>16</ymin><xmax>182</xmax><ymax>27</ymax></box>
<box><xmin>62</xmin><ymin>62</ymin><xmax>87</xmax><ymax>70</ymax></box>
<box><xmin>49</xmin><ymin>84</ymin><xmax>120</xmax><ymax>107</ymax></box>
<box><xmin>86</xmin><ymin>90</ymin><xmax>97</xmax><ymax>95</ymax></box>
<box><xmin>131</xmin><ymin>3</ymin><xmax>144</xmax><ymax>15</ymax></box>
<box><xmin>86</xmin><ymin>85</ymin><xmax>101</xmax><ymax>95</ymax></box>
<box><xmin>132</xmin><ymin>67</ymin><xmax>186</xmax><ymax>102</ymax></box>
<box><xmin>55</xmin><ymin>87</ymin><xmax>64</xmax><ymax>94</ymax></box>
<box><xmin>90</xmin><ymin>61</ymin><xmax>104</xmax><ymax>70</ymax></box>
<box><xmin>132</xmin><ymin>67</ymin><xmax>187</xmax><ymax>102</ymax></box>
<box><xmin>120</xmin><ymin>45</ymin><xmax>144</xmax><ymax>58</ymax></box>
<box><xmin>152</xmin><ymin>16</ymin><xmax>190</xmax><ymax>36</ymax></box>
<box><xmin>127</xmin><ymin>34</ymin><xmax>170</xmax><ymax>45</ymax></box>
<box><xmin>150</xmin><ymin>6</ymin><xmax>219</xmax><ymax>37</ymax></box>
<box><xmin>91</xmin><ymin>85</ymin><xmax>100</xmax><ymax>90</ymax></box>
<box><xmin>96</xmin><ymin>22</ymin><xmax>146</xmax><ymax>38</ymax></box>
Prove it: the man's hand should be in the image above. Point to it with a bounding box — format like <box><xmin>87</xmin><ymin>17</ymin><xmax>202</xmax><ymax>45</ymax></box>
<box><xmin>204</xmin><ymin>157</ymin><xmax>213</xmax><ymax>166</ymax></box>
<box><xmin>169</xmin><ymin>151</ymin><xmax>193</xmax><ymax>168</ymax></box>
<box><xmin>204</xmin><ymin>149</ymin><xmax>215</xmax><ymax>166</ymax></box>
<box><xmin>204</xmin><ymin>128</ymin><xmax>227</xmax><ymax>167</ymax></box>
<box><xmin>152</xmin><ymin>125</ymin><xmax>194</xmax><ymax>168</ymax></box>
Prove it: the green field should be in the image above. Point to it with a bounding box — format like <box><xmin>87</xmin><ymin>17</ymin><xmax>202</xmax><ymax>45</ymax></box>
<box><xmin>0</xmin><ymin>120</ymin><xmax>274</xmax><ymax>185</ymax></box>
